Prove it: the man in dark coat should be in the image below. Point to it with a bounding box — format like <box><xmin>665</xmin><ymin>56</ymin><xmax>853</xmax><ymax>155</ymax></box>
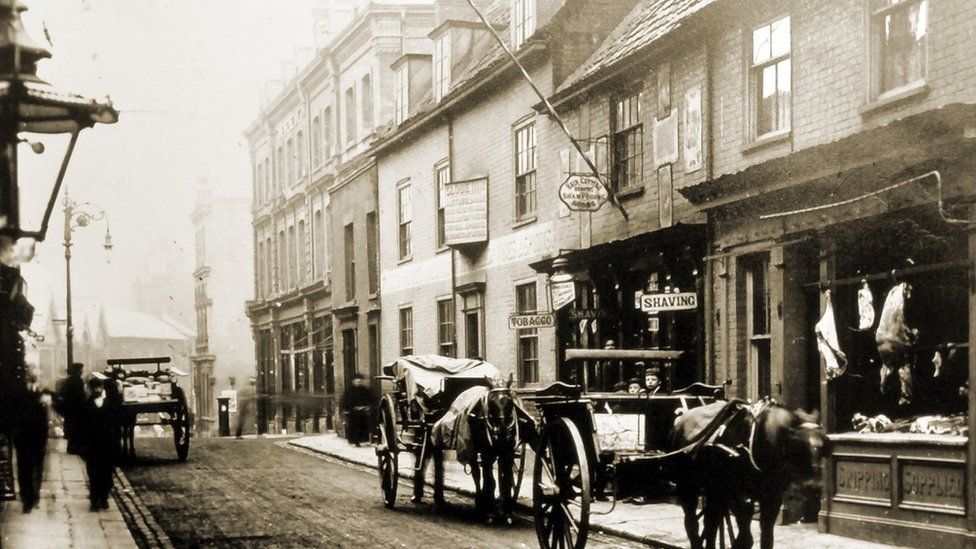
<box><xmin>13</xmin><ymin>374</ymin><xmax>49</xmax><ymax>513</ymax></box>
<box><xmin>341</xmin><ymin>373</ymin><xmax>377</xmax><ymax>446</ymax></box>
<box><xmin>55</xmin><ymin>362</ymin><xmax>87</xmax><ymax>455</ymax></box>
<box><xmin>79</xmin><ymin>377</ymin><xmax>121</xmax><ymax>511</ymax></box>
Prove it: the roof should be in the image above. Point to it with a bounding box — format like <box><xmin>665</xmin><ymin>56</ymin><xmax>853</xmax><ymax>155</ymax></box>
<box><xmin>101</xmin><ymin>308</ymin><xmax>193</xmax><ymax>341</ymax></box>
<box><xmin>553</xmin><ymin>0</ymin><xmax>716</xmax><ymax>98</ymax></box>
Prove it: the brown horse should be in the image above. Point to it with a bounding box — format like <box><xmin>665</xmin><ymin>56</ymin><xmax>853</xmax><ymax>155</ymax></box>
<box><xmin>670</xmin><ymin>400</ymin><xmax>826</xmax><ymax>549</ymax></box>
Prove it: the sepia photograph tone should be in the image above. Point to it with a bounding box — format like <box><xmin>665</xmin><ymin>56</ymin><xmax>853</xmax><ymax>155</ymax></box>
<box><xmin>0</xmin><ymin>0</ymin><xmax>972</xmax><ymax>548</ymax></box>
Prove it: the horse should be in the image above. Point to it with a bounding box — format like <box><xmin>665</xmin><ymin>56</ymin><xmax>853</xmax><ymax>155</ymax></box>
<box><xmin>670</xmin><ymin>399</ymin><xmax>826</xmax><ymax>549</ymax></box>
<box><xmin>414</xmin><ymin>379</ymin><xmax>536</xmax><ymax>524</ymax></box>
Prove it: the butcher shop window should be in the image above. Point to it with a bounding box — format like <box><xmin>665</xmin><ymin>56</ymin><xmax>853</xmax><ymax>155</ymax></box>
<box><xmin>871</xmin><ymin>0</ymin><xmax>927</xmax><ymax>97</ymax></box>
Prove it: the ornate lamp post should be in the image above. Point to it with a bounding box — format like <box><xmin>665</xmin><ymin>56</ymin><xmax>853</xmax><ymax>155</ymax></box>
<box><xmin>62</xmin><ymin>190</ymin><xmax>111</xmax><ymax>369</ymax></box>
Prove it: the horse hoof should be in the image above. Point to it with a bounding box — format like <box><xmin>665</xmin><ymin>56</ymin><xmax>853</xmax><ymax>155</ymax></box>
<box><xmin>504</xmin><ymin>515</ymin><xmax>514</xmax><ymax>526</ymax></box>
<box><xmin>410</xmin><ymin>495</ymin><xmax>423</xmax><ymax>504</ymax></box>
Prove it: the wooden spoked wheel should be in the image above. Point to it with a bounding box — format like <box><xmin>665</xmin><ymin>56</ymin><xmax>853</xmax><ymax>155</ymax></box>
<box><xmin>172</xmin><ymin>388</ymin><xmax>190</xmax><ymax>462</ymax></box>
<box><xmin>533</xmin><ymin>418</ymin><xmax>590</xmax><ymax>549</ymax></box>
<box><xmin>376</xmin><ymin>396</ymin><xmax>398</xmax><ymax>509</ymax></box>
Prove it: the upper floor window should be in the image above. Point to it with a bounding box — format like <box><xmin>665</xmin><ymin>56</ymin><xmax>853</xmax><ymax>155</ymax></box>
<box><xmin>345</xmin><ymin>87</ymin><xmax>357</xmax><ymax>145</ymax></box>
<box><xmin>313</xmin><ymin>209</ymin><xmax>325</xmax><ymax>278</ymax></box>
<box><xmin>433</xmin><ymin>33</ymin><xmax>451</xmax><ymax>102</ymax></box>
<box><xmin>872</xmin><ymin>0</ymin><xmax>927</xmax><ymax>96</ymax></box>
<box><xmin>435</xmin><ymin>162</ymin><xmax>450</xmax><ymax>247</ymax></box>
<box><xmin>311</xmin><ymin>116</ymin><xmax>321</xmax><ymax>167</ymax></box>
<box><xmin>323</xmin><ymin>106</ymin><xmax>333</xmax><ymax>159</ymax></box>
<box><xmin>286</xmin><ymin>138</ymin><xmax>296</xmax><ymax>183</ymax></box>
<box><xmin>297</xmin><ymin>219</ymin><xmax>307</xmax><ymax>285</ymax></box>
<box><xmin>399</xmin><ymin>307</ymin><xmax>414</xmax><ymax>356</ymax></box>
<box><xmin>366</xmin><ymin>211</ymin><xmax>379</xmax><ymax>294</ymax></box>
<box><xmin>361</xmin><ymin>74</ymin><xmax>373</xmax><ymax>133</ymax></box>
<box><xmin>613</xmin><ymin>92</ymin><xmax>643</xmax><ymax>191</ymax></box>
<box><xmin>437</xmin><ymin>298</ymin><xmax>456</xmax><ymax>358</ymax></box>
<box><xmin>276</xmin><ymin>146</ymin><xmax>284</xmax><ymax>189</ymax></box>
<box><xmin>344</xmin><ymin>222</ymin><xmax>355</xmax><ymax>301</ymax></box>
<box><xmin>264</xmin><ymin>236</ymin><xmax>272</xmax><ymax>295</ymax></box>
<box><xmin>296</xmin><ymin>130</ymin><xmax>306</xmax><ymax>177</ymax></box>
<box><xmin>514</xmin><ymin>121</ymin><xmax>537</xmax><ymax>220</ymax></box>
<box><xmin>751</xmin><ymin>16</ymin><xmax>791</xmax><ymax>137</ymax></box>
<box><xmin>513</xmin><ymin>0</ymin><xmax>536</xmax><ymax>49</ymax></box>
<box><xmin>395</xmin><ymin>65</ymin><xmax>408</xmax><ymax>125</ymax></box>
<box><xmin>397</xmin><ymin>183</ymin><xmax>412</xmax><ymax>260</ymax></box>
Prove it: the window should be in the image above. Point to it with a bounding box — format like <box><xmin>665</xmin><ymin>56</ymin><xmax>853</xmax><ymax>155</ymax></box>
<box><xmin>368</xmin><ymin>320</ymin><xmax>380</xmax><ymax>381</ymax></box>
<box><xmin>613</xmin><ymin>92</ymin><xmax>643</xmax><ymax>191</ymax></box>
<box><xmin>296</xmin><ymin>130</ymin><xmax>305</xmax><ymax>177</ymax></box>
<box><xmin>745</xmin><ymin>256</ymin><xmax>771</xmax><ymax>400</ymax></box>
<box><xmin>516</xmin><ymin>282</ymin><xmax>539</xmax><ymax>384</ymax></box>
<box><xmin>399</xmin><ymin>307</ymin><xmax>414</xmax><ymax>356</ymax></box>
<box><xmin>256</xmin><ymin>240</ymin><xmax>264</xmax><ymax>297</ymax></box>
<box><xmin>433</xmin><ymin>33</ymin><xmax>451</xmax><ymax>102</ymax></box>
<box><xmin>297</xmin><ymin>219</ymin><xmax>307</xmax><ymax>285</ymax></box>
<box><xmin>311</xmin><ymin>116</ymin><xmax>321</xmax><ymax>166</ymax></box>
<box><xmin>751</xmin><ymin>16</ymin><xmax>791</xmax><ymax>137</ymax></box>
<box><xmin>872</xmin><ymin>0</ymin><xmax>927</xmax><ymax>96</ymax></box>
<box><xmin>345</xmin><ymin>87</ymin><xmax>357</xmax><ymax>145</ymax></box>
<box><xmin>462</xmin><ymin>291</ymin><xmax>484</xmax><ymax>359</ymax></box>
<box><xmin>395</xmin><ymin>65</ymin><xmax>408</xmax><ymax>125</ymax></box>
<box><xmin>287</xmin><ymin>138</ymin><xmax>297</xmax><ymax>183</ymax></box>
<box><xmin>276</xmin><ymin>230</ymin><xmax>285</xmax><ymax>292</ymax></box>
<box><xmin>437</xmin><ymin>298</ymin><xmax>456</xmax><ymax>357</ymax></box>
<box><xmin>361</xmin><ymin>74</ymin><xmax>373</xmax><ymax>133</ymax></box>
<box><xmin>514</xmin><ymin>122</ymin><xmax>537</xmax><ymax>220</ymax></box>
<box><xmin>435</xmin><ymin>162</ymin><xmax>450</xmax><ymax>247</ymax></box>
<box><xmin>287</xmin><ymin>225</ymin><xmax>296</xmax><ymax>288</ymax></box>
<box><xmin>513</xmin><ymin>0</ymin><xmax>536</xmax><ymax>49</ymax></box>
<box><xmin>366</xmin><ymin>211</ymin><xmax>379</xmax><ymax>294</ymax></box>
<box><xmin>264</xmin><ymin>237</ymin><xmax>272</xmax><ymax>295</ymax></box>
<box><xmin>276</xmin><ymin>146</ymin><xmax>284</xmax><ymax>189</ymax></box>
<box><xmin>323</xmin><ymin>106</ymin><xmax>333</xmax><ymax>159</ymax></box>
<box><xmin>344</xmin><ymin>222</ymin><xmax>355</xmax><ymax>301</ymax></box>
<box><xmin>313</xmin><ymin>209</ymin><xmax>324</xmax><ymax>277</ymax></box>
<box><xmin>397</xmin><ymin>183</ymin><xmax>412</xmax><ymax>260</ymax></box>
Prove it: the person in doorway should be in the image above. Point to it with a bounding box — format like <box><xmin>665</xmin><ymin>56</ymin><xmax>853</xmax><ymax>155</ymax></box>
<box><xmin>79</xmin><ymin>377</ymin><xmax>121</xmax><ymax>511</ymax></box>
<box><xmin>13</xmin><ymin>373</ymin><xmax>50</xmax><ymax>513</ymax></box>
<box><xmin>341</xmin><ymin>373</ymin><xmax>377</xmax><ymax>447</ymax></box>
<box><xmin>641</xmin><ymin>366</ymin><xmax>663</xmax><ymax>395</ymax></box>
<box><xmin>54</xmin><ymin>362</ymin><xmax>86</xmax><ymax>455</ymax></box>
<box><xmin>598</xmin><ymin>340</ymin><xmax>618</xmax><ymax>392</ymax></box>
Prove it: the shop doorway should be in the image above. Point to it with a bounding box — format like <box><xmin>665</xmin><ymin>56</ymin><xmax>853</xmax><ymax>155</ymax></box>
<box><xmin>342</xmin><ymin>328</ymin><xmax>357</xmax><ymax>391</ymax></box>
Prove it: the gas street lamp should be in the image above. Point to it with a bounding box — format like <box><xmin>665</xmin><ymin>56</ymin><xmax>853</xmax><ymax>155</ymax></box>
<box><xmin>63</xmin><ymin>191</ymin><xmax>111</xmax><ymax>370</ymax></box>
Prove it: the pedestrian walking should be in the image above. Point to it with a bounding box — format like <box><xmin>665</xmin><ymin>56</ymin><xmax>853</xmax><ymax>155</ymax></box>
<box><xmin>79</xmin><ymin>377</ymin><xmax>121</xmax><ymax>511</ymax></box>
<box><xmin>341</xmin><ymin>373</ymin><xmax>377</xmax><ymax>447</ymax></box>
<box><xmin>13</xmin><ymin>373</ymin><xmax>49</xmax><ymax>513</ymax></box>
<box><xmin>54</xmin><ymin>362</ymin><xmax>86</xmax><ymax>455</ymax></box>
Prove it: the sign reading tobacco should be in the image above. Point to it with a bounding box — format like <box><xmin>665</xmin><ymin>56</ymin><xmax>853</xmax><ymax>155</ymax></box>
<box><xmin>508</xmin><ymin>313</ymin><xmax>555</xmax><ymax>330</ymax></box>
<box><xmin>558</xmin><ymin>175</ymin><xmax>609</xmax><ymax>212</ymax></box>
<box><xmin>639</xmin><ymin>292</ymin><xmax>698</xmax><ymax>312</ymax></box>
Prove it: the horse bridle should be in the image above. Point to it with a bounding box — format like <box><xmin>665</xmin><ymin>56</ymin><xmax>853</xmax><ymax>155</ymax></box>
<box><xmin>480</xmin><ymin>388</ymin><xmax>519</xmax><ymax>447</ymax></box>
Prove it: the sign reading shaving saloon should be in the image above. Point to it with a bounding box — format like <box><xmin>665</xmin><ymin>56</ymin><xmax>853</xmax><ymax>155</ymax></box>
<box><xmin>639</xmin><ymin>292</ymin><xmax>698</xmax><ymax>312</ymax></box>
<box><xmin>508</xmin><ymin>313</ymin><xmax>555</xmax><ymax>329</ymax></box>
<box><xmin>558</xmin><ymin>175</ymin><xmax>609</xmax><ymax>212</ymax></box>
<box><xmin>444</xmin><ymin>177</ymin><xmax>488</xmax><ymax>246</ymax></box>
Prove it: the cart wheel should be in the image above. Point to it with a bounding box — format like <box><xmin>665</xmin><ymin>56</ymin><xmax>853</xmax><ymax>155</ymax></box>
<box><xmin>376</xmin><ymin>396</ymin><xmax>398</xmax><ymax>509</ymax></box>
<box><xmin>533</xmin><ymin>418</ymin><xmax>590</xmax><ymax>549</ymax></box>
<box><xmin>510</xmin><ymin>442</ymin><xmax>527</xmax><ymax>502</ymax></box>
<box><xmin>172</xmin><ymin>389</ymin><xmax>191</xmax><ymax>462</ymax></box>
<box><xmin>695</xmin><ymin>494</ymin><xmax>744</xmax><ymax>549</ymax></box>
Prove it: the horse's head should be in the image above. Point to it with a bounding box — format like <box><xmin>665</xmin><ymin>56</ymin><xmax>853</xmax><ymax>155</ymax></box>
<box><xmin>784</xmin><ymin>409</ymin><xmax>827</xmax><ymax>482</ymax></box>
<box><xmin>483</xmin><ymin>377</ymin><xmax>519</xmax><ymax>449</ymax></box>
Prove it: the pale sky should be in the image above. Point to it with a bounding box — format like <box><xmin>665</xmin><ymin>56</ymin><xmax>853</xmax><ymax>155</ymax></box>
<box><xmin>17</xmin><ymin>0</ymin><xmax>331</xmax><ymax>318</ymax></box>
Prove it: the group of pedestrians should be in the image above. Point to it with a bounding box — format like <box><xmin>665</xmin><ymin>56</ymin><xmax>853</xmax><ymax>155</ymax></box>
<box><xmin>11</xmin><ymin>362</ymin><xmax>121</xmax><ymax>514</ymax></box>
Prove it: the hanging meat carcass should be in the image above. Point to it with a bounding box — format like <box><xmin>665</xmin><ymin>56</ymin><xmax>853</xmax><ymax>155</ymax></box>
<box><xmin>816</xmin><ymin>290</ymin><xmax>847</xmax><ymax>381</ymax></box>
<box><xmin>876</xmin><ymin>282</ymin><xmax>918</xmax><ymax>405</ymax></box>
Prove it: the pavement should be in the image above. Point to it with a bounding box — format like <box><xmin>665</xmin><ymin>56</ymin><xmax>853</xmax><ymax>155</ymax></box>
<box><xmin>0</xmin><ymin>439</ymin><xmax>138</xmax><ymax>549</ymax></box>
<box><xmin>288</xmin><ymin>433</ymin><xmax>907</xmax><ymax>549</ymax></box>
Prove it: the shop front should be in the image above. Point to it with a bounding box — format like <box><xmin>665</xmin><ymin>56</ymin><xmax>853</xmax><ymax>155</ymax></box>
<box><xmin>531</xmin><ymin>224</ymin><xmax>707</xmax><ymax>394</ymax></box>
<box><xmin>680</xmin><ymin>104</ymin><xmax>976</xmax><ymax>547</ymax></box>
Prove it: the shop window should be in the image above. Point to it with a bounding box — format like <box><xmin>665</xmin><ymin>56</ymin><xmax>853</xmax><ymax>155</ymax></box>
<box><xmin>745</xmin><ymin>255</ymin><xmax>772</xmax><ymax>400</ymax></box>
<box><xmin>394</xmin><ymin>65</ymin><xmax>408</xmax><ymax>125</ymax></box>
<box><xmin>612</xmin><ymin>91</ymin><xmax>643</xmax><ymax>192</ymax></box>
<box><xmin>366</xmin><ymin>211</ymin><xmax>378</xmax><ymax>294</ymax></box>
<box><xmin>751</xmin><ymin>16</ymin><xmax>791</xmax><ymax>138</ymax></box>
<box><xmin>513</xmin><ymin>0</ymin><xmax>535</xmax><ymax>49</ymax></box>
<box><xmin>435</xmin><ymin>162</ymin><xmax>450</xmax><ymax>247</ymax></box>
<box><xmin>397</xmin><ymin>182</ymin><xmax>412</xmax><ymax>260</ymax></box>
<box><xmin>343</xmin><ymin>222</ymin><xmax>355</xmax><ymax>301</ymax></box>
<box><xmin>462</xmin><ymin>291</ymin><xmax>484</xmax><ymax>359</ymax></box>
<box><xmin>516</xmin><ymin>282</ymin><xmax>539</xmax><ymax>384</ymax></box>
<box><xmin>399</xmin><ymin>307</ymin><xmax>414</xmax><ymax>356</ymax></box>
<box><xmin>871</xmin><ymin>0</ymin><xmax>927</xmax><ymax>96</ymax></box>
<box><xmin>514</xmin><ymin>121</ymin><xmax>537</xmax><ymax>221</ymax></box>
<box><xmin>437</xmin><ymin>298</ymin><xmax>456</xmax><ymax>357</ymax></box>
<box><xmin>433</xmin><ymin>33</ymin><xmax>450</xmax><ymax>102</ymax></box>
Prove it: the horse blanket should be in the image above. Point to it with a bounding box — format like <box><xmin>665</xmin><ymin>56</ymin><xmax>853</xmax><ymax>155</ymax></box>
<box><xmin>431</xmin><ymin>386</ymin><xmax>489</xmax><ymax>466</ymax></box>
<box><xmin>389</xmin><ymin>355</ymin><xmax>499</xmax><ymax>405</ymax></box>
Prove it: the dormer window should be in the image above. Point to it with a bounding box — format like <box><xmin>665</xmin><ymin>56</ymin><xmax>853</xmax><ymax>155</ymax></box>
<box><xmin>395</xmin><ymin>65</ymin><xmax>408</xmax><ymax>125</ymax></box>
<box><xmin>433</xmin><ymin>33</ymin><xmax>451</xmax><ymax>102</ymax></box>
<box><xmin>513</xmin><ymin>0</ymin><xmax>536</xmax><ymax>49</ymax></box>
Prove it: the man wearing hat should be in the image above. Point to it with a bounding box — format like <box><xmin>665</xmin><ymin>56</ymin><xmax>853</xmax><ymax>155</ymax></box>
<box><xmin>641</xmin><ymin>365</ymin><xmax>663</xmax><ymax>395</ymax></box>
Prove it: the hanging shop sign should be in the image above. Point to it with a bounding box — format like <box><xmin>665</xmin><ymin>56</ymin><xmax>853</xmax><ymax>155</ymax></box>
<box><xmin>639</xmin><ymin>292</ymin><xmax>698</xmax><ymax>312</ymax></box>
<box><xmin>568</xmin><ymin>308</ymin><xmax>607</xmax><ymax>321</ymax></box>
<box><xmin>558</xmin><ymin>175</ymin><xmax>609</xmax><ymax>212</ymax></box>
<box><xmin>550</xmin><ymin>281</ymin><xmax>577</xmax><ymax>310</ymax></box>
<box><xmin>508</xmin><ymin>313</ymin><xmax>555</xmax><ymax>330</ymax></box>
<box><xmin>444</xmin><ymin>177</ymin><xmax>488</xmax><ymax>246</ymax></box>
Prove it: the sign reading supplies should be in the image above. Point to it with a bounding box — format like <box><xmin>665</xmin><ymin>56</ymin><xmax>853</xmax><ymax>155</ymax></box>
<box><xmin>508</xmin><ymin>313</ymin><xmax>554</xmax><ymax>330</ymax></box>
<box><xmin>559</xmin><ymin>175</ymin><xmax>609</xmax><ymax>212</ymax></box>
<box><xmin>550</xmin><ymin>281</ymin><xmax>576</xmax><ymax>310</ymax></box>
<box><xmin>639</xmin><ymin>292</ymin><xmax>698</xmax><ymax>312</ymax></box>
<box><xmin>444</xmin><ymin>177</ymin><xmax>488</xmax><ymax>245</ymax></box>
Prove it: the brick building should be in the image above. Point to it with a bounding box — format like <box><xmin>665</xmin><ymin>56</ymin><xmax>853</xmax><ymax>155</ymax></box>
<box><xmin>245</xmin><ymin>2</ymin><xmax>436</xmax><ymax>434</ymax></box>
<box><xmin>374</xmin><ymin>0</ymin><xmax>636</xmax><ymax>386</ymax></box>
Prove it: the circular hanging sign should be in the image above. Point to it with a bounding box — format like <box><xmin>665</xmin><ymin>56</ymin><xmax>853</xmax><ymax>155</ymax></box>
<box><xmin>558</xmin><ymin>175</ymin><xmax>609</xmax><ymax>212</ymax></box>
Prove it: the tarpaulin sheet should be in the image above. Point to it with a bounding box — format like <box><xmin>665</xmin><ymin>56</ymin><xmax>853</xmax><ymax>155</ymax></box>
<box><xmin>431</xmin><ymin>386</ymin><xmax>489</xmax><ymax>466</ymax></box>
<box><xmin>389</xmin><ymin>355</ymin><xmax>499</xmax><ymax>404</ymax></box>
